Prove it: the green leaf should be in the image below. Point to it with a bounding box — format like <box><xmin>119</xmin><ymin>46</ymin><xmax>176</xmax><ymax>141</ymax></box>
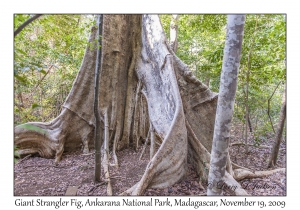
<box><xmin>31</xmin><ymin>103</ymin><xmax>41</xmax><ymax>109</ymax></box>
<box><xmin>39</xmin><ymin>70</ymin><xmax>47</xmax><ymax>75</ymax></box>
<box><xmin>14</xmin><ymin>74</ymin><xmax>28</xmax><ymax>84</ymax></box>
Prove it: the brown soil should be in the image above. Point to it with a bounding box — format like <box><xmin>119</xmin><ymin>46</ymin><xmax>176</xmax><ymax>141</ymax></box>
<box><xmin>14</xmin><ymin>126</ymin><xmax>286</xmax><ymax>196</ymax></box>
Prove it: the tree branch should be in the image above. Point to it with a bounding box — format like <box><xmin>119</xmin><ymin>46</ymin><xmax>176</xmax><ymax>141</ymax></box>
<box><xmin>14</xmin><ymin>14</ymin><xmax>43</xmax><ymax>37</ymax></box>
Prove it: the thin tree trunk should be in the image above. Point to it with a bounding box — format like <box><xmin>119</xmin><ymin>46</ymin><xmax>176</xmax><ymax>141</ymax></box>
<box><xmin>247</xmin><ymin>113</ymin><xmax>252</xmax><ymax>132</ymax></box>
<box><xmin>245</xmin><ymin>59</ymin><xmax>250</xmax><ymax>153</ymax></box>
<box><xmin>254</xmin><ymin>115</ymin><xmax>259</xmax><ymax>131</ymax></box>
<box><xmin>139</xmin><ymin>128</ymin><xmax>150</xmax><ymax>160</ymax></box>
<box><xmin>103</xmin><ymin>111</ymin><xmax>112</xmax><ymax>195</ymax></box>
<box><xmin>94</xmin><ymin>15</ymin><xmax>104</xmax><ymax>182</ymax></box>
<box><xmin>133</xmin><ymin>81</ymin><xmax>142</xmax><ymax>151</ymax></box>
<box><xmin>170</xmin><ymin>14</ymin><xmax>179</xmax><ymax>53</ymax></box>
<box><xmin>18</xmin><ymin>92</ymin><xmax>24</xmax><ymax>108</ymax></box>
<box><xmin>242</xmin><ymin>121</ymin><xmax>245</xmax><ymax>140</ymax></box>
<box><xmin>205</xmin><ymin>78</ymin><xmax>210</xmax><ymax>88</ymax></box>
<box><xmin>34</xmin><ymin>65</ymin><xmax>53</xmax><ymax>90</ymax></box>
<box><xmin>268</xmin><ymin>84</ymin><xmax>286</xmax><ymax>168</ymax></box>
<box><xmin>207</xmin><ymin>14</ymin><xmax>245</xmax><ymax>196</ymax></box>
<box><xmin>244</xmin><ymin>17</ymin><xmax>258</xmax><ymax>153</ymax></box>
<box><xmin>268</xmin><ymin>81</ymin><xmax>282</xmax><ymax>133</ymax></box>
<box><xmin>150</xmin><ymin>123</ymin><xmax>155</xmax><ymax>159</ymax></box>
<box><xmin>15</xmin><ymin>90</ymin><xmax>23</xmax><ymax>123</ymax></box>
<box><xmin>40</xmin><ymin>86</ymin><xmax>43</xmax><ymax>122</ymax></box>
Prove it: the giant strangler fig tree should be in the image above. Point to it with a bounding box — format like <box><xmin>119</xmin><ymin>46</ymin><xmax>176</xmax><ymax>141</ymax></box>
<box><xmin>15</xmin><ymin>14</ymin><xmax>285</xmax><ymax>195</ymax></box>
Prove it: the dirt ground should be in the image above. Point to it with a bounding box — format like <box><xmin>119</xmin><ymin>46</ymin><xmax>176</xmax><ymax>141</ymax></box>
<box><xmin>14</xmin><ymin>127</ymin><xmax>286</xmax><ymax>196</ymax></box>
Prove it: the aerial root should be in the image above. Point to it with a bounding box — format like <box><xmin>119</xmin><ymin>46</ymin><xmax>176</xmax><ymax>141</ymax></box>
<box><xmin>120</xmin><ymin>168</ymin><xmax>284</xmax><ymax>196</ymax></box>
<box><xmin>139</xmin><ymin>128</ymin><xmax>150</xmax><ymax>160</ymax></box>
<box><xmin>149</xmin><ymin>123</ymin><xmax>155</xmax><ymax>159</ymax></box>
<box><xmin>111</xmin><ymin>130</ymin><xmax>119</xmax><ymax>168</ymax></box>
<box><xmin>103</xmin><ymin>111</ymin><xmax>112</xmax><ymax>195</ymax></box>
<box><xmin>133</xmin><ymin>80</ymin><xmax>142</xmax><ymax>150</ymax></box>
<box><xmin>223</xmin><ymin>172</ymin><xmax>249</xmax><ymax>195</ymax></box>
<box><xmin>15</xmin><ymin>109</ymin><xmax>94</xmax><ymax>163</ymax></box>
<box><xmin>55</xmin><ymin>134</ymin><xmax>66</xmax><ymax>164</ymax></box>
<box><xmin>222</xmin><ymin>163</ymin><xmax>286</xmax><ymax>195</ymax></box>
<box><xmin>15</xmin><ymin>121</ymin><xmax>63</xmax><ymax>159</ymax></box>
<box><xmin>231</xmin><ymin>162</ymin><xmax>286</xmax><ymax>181</ymax></box>
<box><xmin>233</xmin><ymin>168</ymin><xmax>286</xmax><ymax>181</ymax></box>
<box><xmin>232</xmin><ymin>162</ymin><xmax>255</xmax><ymax>173</ymax></box>
<box><xmin>119</xmin><ymin>183</ymin><xmax>138</xmax><ymax>196</ymax></box>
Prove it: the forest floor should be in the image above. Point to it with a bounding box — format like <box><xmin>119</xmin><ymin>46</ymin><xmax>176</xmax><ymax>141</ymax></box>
<box><xmin>14</xmin><ymin>125</ymin><xmax>286</xmax><ymax>196</ymax></box>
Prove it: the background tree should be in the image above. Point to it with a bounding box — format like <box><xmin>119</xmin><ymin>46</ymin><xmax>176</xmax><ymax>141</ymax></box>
<box><xmin>161</xmin><ymin>14</ymin><xmax>286</xmax><ymax>152</ymax></box>
<box><xmin>236</xmin><ymin>14</ymin><xmax>286</xmax><ymax>148</ymax></box>
<box><xmin>14</xmin><ymin>14</ymin><xmax>95</xmax><ymax>125</ymax></box>
<box><xmin>268</xmin><ymin>83</ymin><xmax>286</xmax><ymax>168</ymax></box>
<box><xmin>160</xmin><ymin>14</ymin><xmax>227</xmax><ymax>88</ymax></box>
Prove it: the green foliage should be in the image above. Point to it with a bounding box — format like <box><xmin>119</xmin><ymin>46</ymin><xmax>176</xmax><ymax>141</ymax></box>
<box><xmin>14</xmin><ymin>14</ymin><xmax>286</xmax><ymax>141</ymax></box>
<box><xmin>31</xmin><ymin>103</ymin><xmax>41</xmax><ymax>109</ymax></box>
<box><xmin>160</xmin><ymin>14</ymin><xmax>227</xmax><ymax>92</ymax></box>
<box><xmin>236</xmin><ymin>15</ymin><xmax>286</xmax><ymax>136</ymax></box>
<box><xmin>14</xmin><ymin>14</ymin><xmax>95</xmax><ymax>125</ymax></box>
<box><xmin>160</xmin><ymin>14</ymin><xmax>286</xmax><ymax>139</ymax></box>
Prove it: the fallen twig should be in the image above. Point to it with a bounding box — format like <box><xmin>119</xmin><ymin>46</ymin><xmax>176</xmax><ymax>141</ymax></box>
<box><xmin>23</xmin><ymin>164</ymin><xmax>72</xmax><ymax>169</ymax></box>
<box><xmin>110</xmin><ymin>176</ymin><xmax>126</xmax><ymax>180</ymax></box>
<box><xmin>231</xmin><ymin>142</ymin><xmax>285</xmax><ymax>151</ymax></box>
<box><xmin>231</xmin><ymin>142</ymin><xmax>271</xmax><ymax>149</ymax></box>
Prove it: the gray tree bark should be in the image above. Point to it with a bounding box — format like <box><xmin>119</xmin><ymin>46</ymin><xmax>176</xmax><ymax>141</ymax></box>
<box><xmin>207</xmin><ymin>15</ymin><xmax>246</xmax><ymax>196</ymax></box>
<box><xmin>94</xmin><ymin>14</ymin><xmax>104</xmax><ymax>182</ymax></box>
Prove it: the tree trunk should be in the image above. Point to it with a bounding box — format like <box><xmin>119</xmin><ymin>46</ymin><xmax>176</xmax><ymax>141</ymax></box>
<box><xmin>244</xmin><ymin>17</ymin><xmax>258</xmax><ymax>151</ymax></box>
<box><xmin>268</xmin><ymin>84</ymin><xmax>286</xmax><ymax>168</ymax></box>
<box><xmin>268</xmin><ymin>81</ymin><xmax>282</xmax><ymax>134</ymax></box>
<box><xmin>247</xmin><ymin>113</ymin><xmax>252</xmax><ymax>132</ymax></box>
<box><xmin>245</xmin><ymin>67</ymin><xmax>250</xmax><ymax>153</ymax></box>
<box><xmin>15</xmin><ymin>14</ymin><xmax>285</xmax><ymax>195</ymax></box>
<box><xmin>170</xmin><ymin>14</ymin><xmax>179</xmax><ymax>53</ymax></box>
<box><xmin>94</xmin><ymin>14</ymin><xmax>104</xmax><ymax>182</ymax></box>
<box><xmin>205</xmin><ymin>77</ymin><xmax>210</xmax><ymax>88</ymax></box>
<box><xmin>207</xmin><ymin>15</ymin><xmax>246</xmax><ymax>196</ymax></box>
